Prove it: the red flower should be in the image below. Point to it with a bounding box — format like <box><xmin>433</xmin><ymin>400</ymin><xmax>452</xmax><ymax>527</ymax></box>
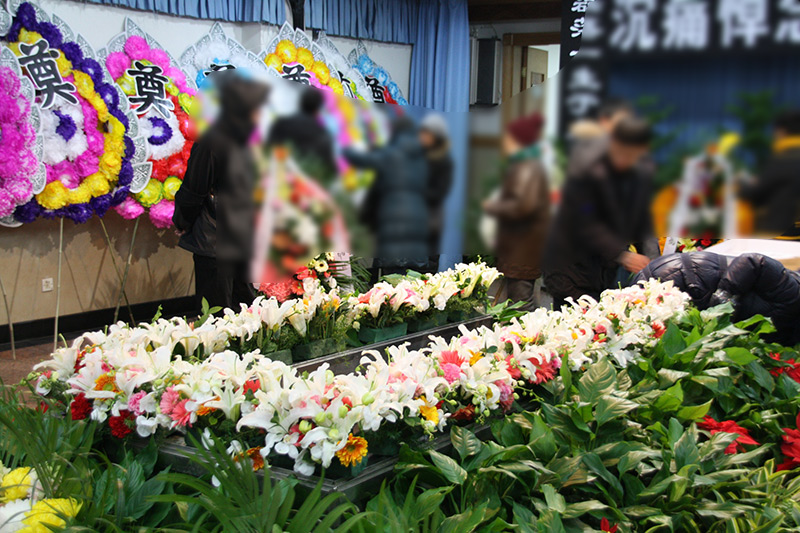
<box><xmin>651</xmin><ymin>321</ymin><xmax>666</xmax><ymax>339</ymax></box>
<box><xmin>439</xmin><ymin>350</ymin><xmax>466</xmax><ymax>367</ymax></box>
<box><xmin>505</xmin><ymin>355</ymin><xmax>522</xmax><ymax>379</ymax></box>
<box><xmin>243</xmin><ymin>379</ymin><xmax>261</xmax><ymax>395</ymax></box>
<box><xmin>295</xmin><ymin>266</ymin><xmax>317</xmax><ymax>281</ymax></box>
<box><xmin>777</xmin><ymin>413</ymin><xmax>800</xmax><ymax>471</ymax></box>
<box><xmin>533</xmin><ymin>360</ymin><xmax>558</xmax><ymax>384</ymax></box>
<box><xmin>452</xmin><ymin>404</ymin><xmax>476</xmax><ymax>422</ymax></box>
<box><xmin>70</xmin><ymin>393</ymin><xmax>91</xmax><ymax>420</ymax></box>
<box><xmin>600</xmin><ymin>517</ymin><xmax>618</xmax><ymax>533</ymax></box>
<box><xmin>698</xmin><ymin>416</ymin><xmax>759</xmax><ymax>454</ymax></box>
<box><xmin>769</xmin><ymin>353</ymin><xmax>800</xmax><ymax>383</ymax></box>
<box><xmin>108</xmin><ymin>410</ymin><xmax>134</xmax><ymax>439</ymax></box>
<box><xmin>260</xmin><ymin>280</ymin><xmax>294</xmax><ymax>302</ymax></box>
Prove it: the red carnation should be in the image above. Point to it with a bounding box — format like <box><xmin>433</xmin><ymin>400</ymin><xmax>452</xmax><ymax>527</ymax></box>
<box><xmin>698</xmin><ymin>416</ymin><xmax>759</xmax><ymax>454</ymax></box>
<box><xmin>600</xmin><ymin>517</ymin><xmax>618</xmax><ymax>533</ymax></box>
<box><xmin>504</xmin><ymin>355</ymin><xmax>522</xmax><ymax>379</ymax></box>
<box><xmin>108</xmin><ymin>410</ymin><xmax>134</xmax><ymax>439</ymax></box>
<box><xmin>651</xmin><ymin>321</ymin><xmax>666</xmax><ymax>338</ymax></box>
<box><xmin>533</xmin><ymin>360</ymin><xmax>558</xmax><ymax>384</ymax></box>
<box><xmin>70</xmin><ymin>393</ymin><xmax>92</xmax><ymax>420</ymax></box>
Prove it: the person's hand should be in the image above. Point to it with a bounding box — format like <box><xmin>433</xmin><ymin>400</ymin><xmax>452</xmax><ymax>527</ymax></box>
<box><xmin>619</xmin><ymin>251</ymin><xmax>650</xmax><ymax>273</ymax></box>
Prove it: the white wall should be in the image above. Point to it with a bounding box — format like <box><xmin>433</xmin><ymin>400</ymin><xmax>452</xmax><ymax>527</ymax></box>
<box><xmin>39</xmin><ymin>0</ymin><xmax>411</xmax><ymax>97</ymax></box>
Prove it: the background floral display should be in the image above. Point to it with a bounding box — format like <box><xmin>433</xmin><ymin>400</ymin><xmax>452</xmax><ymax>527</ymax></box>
<box><xmin>314</xmin><ymin>32</ymin><xmax>372</xmax><ymax>102</ymax></box>
<box><xmin>348</xmin><ymin>41</ymin><xmax>408</xmax><ymax>106</ymax></box>
<box><xmin>1</xmin><ymin>2</ymin><xmax>144</xmax><ymax>224</ymax></box>
<box><xmin>0</xmin><ymin>45</ymin><xmax>44</xmax><ymax>228</ymax></box>
<box><xmin>100</xmin><ymin>19</ymin><xmax>200</xmax><ymax>229</ymax></box>
<box><xmin>261</xmin><ymin>23</ymin><xmax>344</xmax><ymax>97</ymax></box>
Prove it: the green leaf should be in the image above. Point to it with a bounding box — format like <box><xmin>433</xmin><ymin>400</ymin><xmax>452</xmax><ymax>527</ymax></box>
<box><xmin>661</xmin><ymin>322</ymin><xmax>687</xmax><ymax>357</ymax></box>
<box><xmin>429</xmin><ymin>450</ymin><xmax>467</xmax><ymax>485</ymax></box>
<box><xmin>653</xmin><ymin>382</ymin><xmax>684</xmax><ymax>412</ymax></box>
<box><xmin>725</xmin><ymin>347</ymin><xmax>759</xmax><ymax>366</ymax></box>
<box><xmin>677</xmin><ymin>400</ymin><xmax>712</xmax><ymax>421</ymax></box>
<box><xmin>582</xmin><ymin>452</ymin><xmax>624</xmax><ymax>498</ymax></box>
<box><xmin>512</xmin><ymin>502</ymin><xmax>538</xmax><ymax>533</ymax></box>
<box><xmin>562</xmin><ymin>500</ymin><xmax>608</xmax><ymax>519</ymax></box>
<box><xmin>596</xmin><ymin>395</ymin><xmax>639</xmax><ymax>426</ymax></box>
<box><xmin>578</xmin><ymin>359</ymin><xmax>616</xmax><ymax>403</ymax></box>
<box><xmin>541</xmin><ymin>484</ymin><xmax>566</xmax><ymax>513</ymax></box>
<box><xmin>451</xmin><ymin>426</ymin><xmax>483</xmax><ymax>460</ymax></box>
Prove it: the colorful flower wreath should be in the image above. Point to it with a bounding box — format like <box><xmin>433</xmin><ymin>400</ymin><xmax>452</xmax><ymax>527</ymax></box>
<box><xmin>5</xmin><ymin>3</ymin><xmax>136</xmax><ymax>224</ymax></box>
<box><xmin>105</xmin><ymin>34</ymin><xmax>199</xmax><ymax>228</ymax></box>
<box><xmin>0</xmin><ymin>64</ymin><xmax>37</xmax><ymax>219</ymax></box>
<box><xmin>263</xmin><ymin>28</ymin><xmax>344</xmax><ymax>96</ymax></box>
<box><xmin>353</xmin><ymin>54</ymin><xmax>408</xmax><ymax>106</ymax></box>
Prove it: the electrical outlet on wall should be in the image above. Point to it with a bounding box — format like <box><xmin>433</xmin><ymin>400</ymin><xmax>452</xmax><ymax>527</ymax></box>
<box><xmin>41</xmin><ymin>278</ymin><xmax>53</xmax><ymax>292</ymax></box>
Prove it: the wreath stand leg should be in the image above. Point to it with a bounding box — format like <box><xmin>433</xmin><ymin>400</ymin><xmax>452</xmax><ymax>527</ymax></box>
<box><xmin>114</xmin><ymin>218</ymin><xmax>139</xmax><ymax>324</ymax></box>
<box><xmin>0</xmin><ymin>272</ymin><xmax>16</xmax><ymax>360</ymax></box>
<box><xmin>99</xmin><ymin>219</ymin><xmax>135</xmax><ymax>324</ymax></box>
<box><xmin>54</xmin><ymin>217</ymin><xmax>64</xmax><ymax>352</ymax></box>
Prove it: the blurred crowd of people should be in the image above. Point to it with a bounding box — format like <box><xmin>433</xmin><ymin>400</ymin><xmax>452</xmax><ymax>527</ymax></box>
<box><xmin>169</xmin><ymin>72</ymin><xmax>799</xmax><ymax>329</ymax></box>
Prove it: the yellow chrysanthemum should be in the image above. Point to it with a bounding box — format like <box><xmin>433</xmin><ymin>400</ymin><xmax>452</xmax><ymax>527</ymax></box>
<box><xmin>717</xmin><ymin>132</ymin><xmax>740</xmax><ymax>157</ymax></box>
<box><xmin>163</xmin><ymin>177</ymin><xmax>182</xmax><ymax>201</ymax></box>
<box><xmin>275</xmin><ymin>40</ymin><xmax>297</xmax><ymax>64</ymax></box>
<box><xmin>296</xmin><ymin>47</ymin><xmax>315</xmax><ymax>70</ymax></box>
<box><xmin>84</xmin><ymin>174</ymin><xmax>111</xmax><ymax>196</ymax></box>
<box><xmin>336</xmin><ymin>434</ymin><xmax>368</xmax><ymax>467</ymax></box>
<box><xmin>0</xmin><ymin>467</ymin><xmax>33</xmax><ymax>503</ymax></box>
<box><xmin>469</xmin><ymin>350</ymin><xmax>483</xmax><ymax>366</ymax></box>
<box><xmin>311</xmin><ymin>61</ymin><xmax>330</xmax><ymax>85</ymax></box>
<box><xmin>66</xmin><ymin>185</ymin><xmax>91</xmax><ymax>205</ymax></box>
<box><xmin>37</xmin><ymin>182</ymin><xmax>70</xmax><ymax>210</ymax></box>
<box><xmin>328</xmin><ymin>78</ymin><xmax>344</xmax><ymax>96</ymax></box>
<box><xmin>20</xmin><ymin>498</ymin><xmax>81</xmax><ymax>533</ymax></box>
<box><xmin>18</xmin><ymin>29</ymin><xmax>41</xmax><ymax>45</ymax></box>
<box><xmin>55</xmin><ymin>53</ymin><xmax>72</xmax><ymax>77</ymax></box>
<box><xmin>116</xmin><ymin>73</ymin><xmax>136</xmax><ymax>96</ymax></box>
<box><xmin>264</xmin><ymin>53</ymin><xmax>283</xmax><ymax>72</ymax></box>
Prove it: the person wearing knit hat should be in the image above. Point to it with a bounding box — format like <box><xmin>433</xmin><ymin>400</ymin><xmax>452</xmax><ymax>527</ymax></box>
<box><xmin>483</xmin><ymin>113</ymin><xmax>551</xmax><ymax>311</ymax></box>
<box><xmin>420</xmin><ymin>113</ymin><xmax>453</xmax><ymax>271</ymax></box>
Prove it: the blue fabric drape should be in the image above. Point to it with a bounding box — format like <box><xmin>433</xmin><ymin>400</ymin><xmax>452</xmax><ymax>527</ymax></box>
<box><xmin>304</xmin><ymin>0</ymin><xmax>416</xmax><ymax>44</ymax></box>
<box><xmin>608</xmin><ymin>55</ymin><xmax>800</xmax><ymax>164</ymax></box>
<box><xmin>72</xmin><ymin>0</ymin><xmax>285</xmax><ymax>24</ymax></box>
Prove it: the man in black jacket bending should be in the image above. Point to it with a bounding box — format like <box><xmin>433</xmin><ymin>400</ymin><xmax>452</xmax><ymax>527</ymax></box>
<box><xmin>173</xmin><ymin>74</ymin><xmax>269</xmax><ymax>310</ymax></box>
<box><xmin>635</xmin><ymin>252</ymin><xmax>800</xmax><ymax>346</ymax></box>
<box><xmin>543</xmin><ymin>116</ymin><xmax>658</xmax><ymax>307</ymax></box>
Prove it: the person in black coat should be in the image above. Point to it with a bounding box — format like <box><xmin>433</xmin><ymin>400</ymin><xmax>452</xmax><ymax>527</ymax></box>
<box><xmin>740</xmin><ymin>110</ymin><xmax>800</xmax><ymax>236</ymax></box>
<box><xmin>419</xmin><ymin>113</ymin><xmax>453</xmax><ymax>271</ymax></box>
<box><xmin>173</xmin><ymin>73</ymin><xmax>269</xmax><ymax>310</ymax></box>
<box><xmin>344</xmin><ymin>116</ymin><xmax>429</xmax><ymax>275</ymax></box>
<box><xmin>268</xmin><ymin>86</ymin><xmax>336</xmax><ymax>183</ymax></box>
<box><xmin>634</xmin><ymin>252</ymin><xmax>800</xmax><ymax>346</ymax></box>
<box><xmin>543</xmin><ymin>116</ymin><xmax>659</xmax><ymax>307</ymax></box>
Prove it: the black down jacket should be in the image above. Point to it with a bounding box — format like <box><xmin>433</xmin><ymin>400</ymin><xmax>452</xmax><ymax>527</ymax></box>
<box><xmin>634</xmin><ymin>252</ymin><xmax>729</xmax><ymax>310</ymax></box>
<box><xmin>635</xmin><ymin>252</ymin><xmax>800</xmax><ymax>346</ymax></box>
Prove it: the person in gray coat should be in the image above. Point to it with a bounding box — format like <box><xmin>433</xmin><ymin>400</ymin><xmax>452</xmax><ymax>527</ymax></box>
<box><xmin>345</xmin><ymin>116</ymin><xmax>429</xmax><ymax>275</ymax></box>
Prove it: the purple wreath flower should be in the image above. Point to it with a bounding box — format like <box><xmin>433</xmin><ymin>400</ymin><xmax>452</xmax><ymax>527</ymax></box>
<box><xmin>37</xmin><ymin>21</ymin><xmax>63</xmax><ymax>49</ymax></box>
<box><xmin>147</xmin><ymin>116</ymin><xmax>173</xmax><ymax>146</ymax></box>
<box><xmin>79</xmin><ymin>58</ymin><xmax>103</xmax><ymax>86</ymax></box>
<box><xmin>90</xmin><ymin>193</ymin><xmax>112</xmax><ymax>217</ymax></box>
<box><xmin>53</xmin><ymin>110</ymin><xmax>77</xmax><ymax>141</ymax></box>
<box><xmin>118</xmin><ymin>160</ymin><xmax>133</xmax><ymax>186</ymax></box>
<box><xmin>123</xmin><ymin>136</ymin><xmax>135</xmax><ymax>160</ymax></box>
<box><xmin>14</xmin><ymin>199</ymin><xmax>41</xmax><ymax>223</ymax></box>
<box><xmin>111</xmin><ymin>186</ymin><xmax>130</xmax><ymax>206</ymax></box>
<box><xmin>60</xmin><ymin>42</ymin><xmax>83</xmax><ymax>64</ymax></box>
<box><xmin>96</xmin><ymin>82</ymin><xmax>119</xmax><ymax>109</ymax></box>
<box><xmin>63</xmin><ymin>203</ymin><xmax>92</xmax><ymax>224</ymax></box>
<box><xmin>110</xmin><ymin>106</ymin><xmax>129</xmax><ymax>130</ymax></box>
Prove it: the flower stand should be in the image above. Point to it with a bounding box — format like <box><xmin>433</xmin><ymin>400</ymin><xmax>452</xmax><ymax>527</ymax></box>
<box><xmin>357</xmin><ymin>323</ymin><xmax>408</xmax><ymax>345</ymax></box>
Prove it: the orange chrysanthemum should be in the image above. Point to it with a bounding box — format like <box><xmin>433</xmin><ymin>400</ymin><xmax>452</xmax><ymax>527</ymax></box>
<box><xmin>246</xmin><ymin>447</ymin><xmax>265</xmax><ymax>471</ymax></box>
<box><xmin>336</xmin><ymin>434</ymin><xmax>368</xmax><ymax>467</ymax></box>
<box><xmin>93</xmin><ymin>373</ymin><xmax>119</xmax><ymax>393</ymax></box>
<box><xmin>196</xmin><ymin>404</ymin><xmax>217</xmax><ymax>417</ymax></box>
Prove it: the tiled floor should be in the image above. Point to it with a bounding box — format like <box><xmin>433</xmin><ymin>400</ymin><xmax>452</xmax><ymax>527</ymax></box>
<box><xmin>0</xmin><ymin>337</ymin><xmax>74</xmax><ymax>386</ymax></box>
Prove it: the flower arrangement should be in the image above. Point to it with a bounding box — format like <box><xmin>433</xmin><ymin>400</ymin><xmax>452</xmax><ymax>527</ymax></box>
<box><xmin>348</xmin><ymin>42</ymin><xmax>408</xmax><ymax>106</ymax></box>
<box><xmin>314</xmin><ymin>32</ymin><xmax>372</xmax><ymax>102</ymax></box>
<box><xmin>0</xmin><ymin>64</ymin><xmax>38</xmax><ymax>221</ymax></box>
<box><xmin>104</xmin><ymin>32</ymin><xmax>199</xmax><ymax>228</ymax></box>
<box><xmin>0</xmin><ymin>461</ymin><xmax>81</xmax><ymax>532</ymax></box>
<box><xmin>31</xmin><ymin>278</ymin><xmax>689</xmax><ymax>475</ymax></box>
<box><xmin>5</xmin><ymin>3</ymin><xmax>137</xmax><ymax>224</ymax></box>
<box><xmin>262</xmin><ymin>23</ymin><xmax>344</xmax><ymax>96</ymax></box>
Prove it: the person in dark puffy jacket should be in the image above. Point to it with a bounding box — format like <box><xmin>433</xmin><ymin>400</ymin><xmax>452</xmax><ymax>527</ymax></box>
<box><xmin>344</xmin><ymin>116</ymin><xmax>429</xmax><ymax>275</ymax></box>
<box><xmin>634</xmin><ymin>252</ymin><xmax>800</xmax><ymax>346</ymax></box>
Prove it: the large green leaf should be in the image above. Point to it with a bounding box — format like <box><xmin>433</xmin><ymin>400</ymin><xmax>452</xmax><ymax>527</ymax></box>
<box><xmin>582</xmin><ymin>452</ymin><xmax>624</xmax><ymax>499</ymax></box>
<box><xmin>578</xmin><ymin>359</ymin><xmax>617</xmax><ymax>403</ymax></box>
<box><xmin>451</xmin><ymin>426</ymin><xmax>483</xmax><ymax>460</ymax></box>
<box><xmin>725</xmin><ymin>347</ymin><xmax>759</xmax><ymax>366</ymax></box>
<box><xmin>677</xmin><ymin>400</ymin><xmax>712</xmax><ymax>421</ymax></box>
<box><xmin>653</xmin><ymin>382</ymin><xmax>684</xmax><ymax>412</ymax></box>
<box><xmin>541</xmin><ymin>484</ymin><xmax>566</xmax><ymax>513</ymax></box>
<box><xmin>595</xmin><ymin>394</ymin><xmax>639</xmax><ymax>426</ymax></box>
<box><xmin>429</xmin><ymin>450</ymin><xmax>468</xmax><ymax>485</ymax></box>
